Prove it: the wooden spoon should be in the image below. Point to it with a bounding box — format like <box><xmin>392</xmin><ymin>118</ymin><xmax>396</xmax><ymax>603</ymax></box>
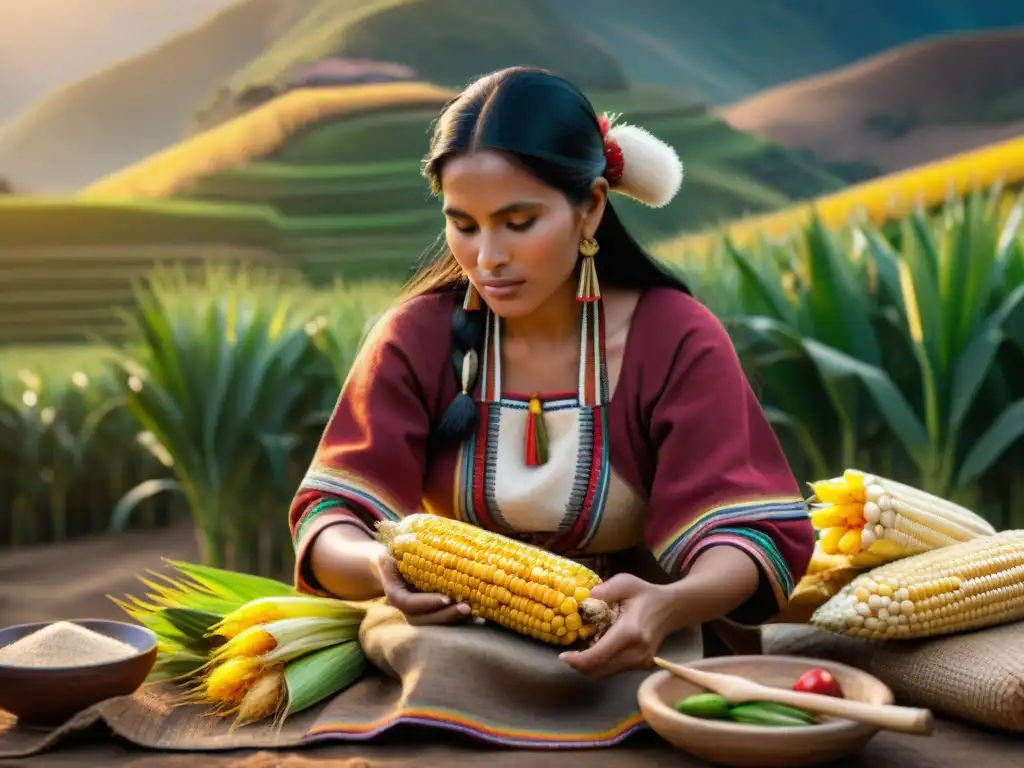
<box><xmin>653</xmin><ymin>657</ymin><xmax>934</xmax><ymax>735</ymax></box>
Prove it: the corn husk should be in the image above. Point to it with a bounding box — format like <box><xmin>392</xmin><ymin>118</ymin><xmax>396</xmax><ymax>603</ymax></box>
<box><xmin>111</xmin><ymin>560</ymin><xmax>365</xmax><ymax>684</ymax></box>
<box><xmin>209</xmin><ymin>641</ymin><xmax>367</xmax><ymax>729</ymax></box>
<box><xmin>213</xmin><ymin>616</ymin><xmax>361</xmax><ymax>663</ymax></box>
<box><xmin>211</xmin><ymin>595</ymin><xmax>363</xmax><ymax>640</ymax></box>
<box><xmin>283</xmin><ymin>641</ymin><xmax>366</xmax><ymax>718</ymax></box>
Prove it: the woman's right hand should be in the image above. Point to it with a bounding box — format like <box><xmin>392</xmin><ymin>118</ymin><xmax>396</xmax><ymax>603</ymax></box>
<box><xmin>375</xmin><ymin>553</ymin><xmax>474</xmax><ymax>626</ymax></box>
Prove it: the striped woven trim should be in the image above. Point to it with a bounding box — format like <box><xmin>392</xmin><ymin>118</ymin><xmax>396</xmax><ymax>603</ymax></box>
<box><xmin>293</xmin><ymin>498</ymin><xmax>347</xmax><ymax>547</ymax></box>
<box><xmin>306</xmin><ymin>707</ymin><xmax>647</xmax><ymax>748</ymax></box>
<box><xmin>654</xmin><ymin>498</ymin><xmax>809</xmax><ymax>579</ymax></box>
<box><xmin>681</xmin><ymin>527</ymin><xmax>796</xmax><ymax>608</ymax></box>
<box><xmin>578</xmin><ymin>300</ymin><xmax>608</xmax><ymax>407</ymax></box>
<box><xmin>297</xmin><ymin>466</ymin><xmax>405</xmax><ymax>525</ymax></box>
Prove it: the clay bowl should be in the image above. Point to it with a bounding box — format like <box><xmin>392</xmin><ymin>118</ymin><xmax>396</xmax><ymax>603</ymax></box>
<box><xmin>0</xmin><ymin>619</ymin><xmax>157</xmax><ymax>728</ymax></box>
<box><xmin>637</xmin><ymin>655</ymin><xmax>894</xmax><ymax>768</ymax></box>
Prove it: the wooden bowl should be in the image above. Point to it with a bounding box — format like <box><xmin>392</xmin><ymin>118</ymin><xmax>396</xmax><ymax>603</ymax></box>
<box><xmin>0</xmin><ymin>620</ymin><xmax>157</xmax><ymax>728</ymax></box>
<box><xmin>637</xmin><ymin>655</ymin><xmax>894</xmax><ymax>768</ymax></box>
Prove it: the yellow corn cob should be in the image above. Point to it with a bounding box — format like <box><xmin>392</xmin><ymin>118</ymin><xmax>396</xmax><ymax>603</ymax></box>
<box><xmin>809</xmin><ymin>469</ymin><xmax>996</xmax><ymax>558</ymax></box>
<box><xmin>203</xmin><ymin>657</ymin><xmax>265</xmax><ymax>705</ymax></box>
<box><xmin>376</xmin><ymin>514</ymin><xmax>617</xmax><ymax>646</ymax></box>
<box><xmin>211</xmin><ymin>596</ymin><xmax>362</xmax><ymax>640</ymax></box>
<box><xmin>811</xmin><ymin>529</ymin><xmax>1024</xmax><ymax>640</ymax></box>
<box><xmin>212</xmin><ymin>617</ymin><xmax>359</xmax><ymax>662</ymax></box>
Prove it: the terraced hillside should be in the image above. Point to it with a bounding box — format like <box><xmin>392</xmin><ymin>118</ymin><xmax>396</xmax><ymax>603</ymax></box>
<box><xmin>0</xmin><ymin>79</ymin><xmax>842</xmax><ymax>346</ymax></box>
<box><xmin>83</xmin><ymin>82</ymin><xmax>844</xmax><ymax>237</ymax></box>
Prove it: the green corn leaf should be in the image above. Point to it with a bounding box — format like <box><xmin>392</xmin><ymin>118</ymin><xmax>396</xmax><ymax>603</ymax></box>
<box><xmin>958</xmin><ymin>399</ymin><xmax>1024</xmax><ymax>486</ymax></box>
<box><xmin>284</xmin><ymin>641</ymin><xmax>367</xmax><ymax>716</ymax></box>
<box><xmin>147</xmin><ymin>651</ymin><xmax>209</xmax><ymax>683</ymax></box>
<box><xmin>743</xmin><ymin>316</ymin><xmax>931</xmax><ymax>469</ymax></box>
<box><xmin>160</xmin><ymin>607</ymin><xmax>224</xmax><ymax>640</ymax></box>
<box><xmin>803</xmin><ymin>338</ymin><xmax>931</xmax><ymax>467</ymax></box>
<box><xmin>859</xmin><ymin>227</ymin><xmax>906</xmax><ymax>314</ymax></box>
<box><xmin>804</xmin><ymin>213</ymin><xmax>882</xmax><ymax>365</ymax></box>
<box><xmin>110</xmin><ymin>478</ymin><xmax>184</xmax><ymax>532</ymax></box>
<box><xmin>761</xmin><ymin>406</ymin><xmax>830</xmax><ymax>480</ymax></box>
<box><xmin>165</xmin><ymin>560</ymin><xmax>296</xmax><ymax>602</ymax></box>
<box><xmin>724</xmin><ymin>238</ymin><xmax>798</xmax><ymax>326</ymax></box>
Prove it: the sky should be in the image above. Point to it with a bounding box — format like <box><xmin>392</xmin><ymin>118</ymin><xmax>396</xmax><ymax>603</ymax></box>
<box><xmin>0</xmin><ymin>0</ymin><xmax>239</xmax><ymax>121</ymax></box>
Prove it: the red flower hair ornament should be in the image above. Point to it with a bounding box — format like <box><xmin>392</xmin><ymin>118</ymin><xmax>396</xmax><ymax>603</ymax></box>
<box><xmin>597</xmin><ymin>113</ymin><xmax>683</xmax><ymax>209</ymax></box>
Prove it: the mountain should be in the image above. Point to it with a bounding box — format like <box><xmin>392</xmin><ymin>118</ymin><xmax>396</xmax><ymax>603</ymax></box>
<box><xmin>553</xmin><ymin>0</ymin><xmax>1024</xmax><ymax>103</ymax></box>
<box><xmin>0</xmin><ymin>0</ymin><xmax>307</xmax><ymax>194</ymax></box>
<box><xmin>0</xmin><ymin>0</ymin><xmax>627</xmax><ymax>194</ymax></box>
<box><xmin>722</xmin><ymin>30</ymin><xmax>1024</xmax><ymax>175</ymax></box>
<box><xmin>4</xmin><ymin>0</ymin><xmax>1023</xmax><ymax>194</ymax></box>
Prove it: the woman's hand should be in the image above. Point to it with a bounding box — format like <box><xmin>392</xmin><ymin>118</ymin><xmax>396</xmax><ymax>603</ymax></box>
<box><xmin>558</xmin><ymin>573</ymin><xmax>674</xmax><ymax>679</ymax></box>
<box><xmin>376</xmin><ymin>553</ymin><xmax>474</xmax><ymax>626</ymax></box>
<box><xmin>559</xmin><ymin>547</ymin><xmax>764</xmax><ymax>679</ymax></box>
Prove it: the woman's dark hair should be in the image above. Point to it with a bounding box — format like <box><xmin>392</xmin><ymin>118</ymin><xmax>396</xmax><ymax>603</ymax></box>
<box><xmin>400</xmin><ymin>66</ymin><xmax>690</xmax><ymax>444</ymax></box>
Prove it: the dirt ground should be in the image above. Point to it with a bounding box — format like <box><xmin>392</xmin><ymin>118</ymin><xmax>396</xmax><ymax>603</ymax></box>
<box><xmin>1</xmin><ymin>527</ymin><xmax>1022</xmax><ymax>767</ymax></box>
<box><xmin>0</xmin><ymin>526</ymin><xmax>201</xmax><ymax>628</ymax></box>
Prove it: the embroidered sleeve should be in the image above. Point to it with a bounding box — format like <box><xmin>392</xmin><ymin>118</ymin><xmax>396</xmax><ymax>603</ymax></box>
<box><xmin>643</xmin><ymin>300</ymin><xmax>815</xmax><ymax>625</ymax></box>
<box><xmin>288</xmin><ymin>297</ymin><xmax>446</xmax><ymax>595</ymax></box>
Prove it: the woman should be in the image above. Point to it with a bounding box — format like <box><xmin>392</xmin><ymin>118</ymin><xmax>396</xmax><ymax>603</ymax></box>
<box><xmin>288</xmin><ymin>66</ymin><xmax>814</xmax><ymax>719</ymax></box>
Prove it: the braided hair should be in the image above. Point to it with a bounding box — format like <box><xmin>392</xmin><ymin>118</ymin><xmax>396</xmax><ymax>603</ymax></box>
<box><xmin>400</xmin><ymin>67</ymin><xmax>689</xmax><ymax>445</ymax></box>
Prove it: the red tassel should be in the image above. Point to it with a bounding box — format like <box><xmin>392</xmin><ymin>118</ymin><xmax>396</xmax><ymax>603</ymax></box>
<box><xmin>524</xmin><ymin>394</ymin><xmax>548</xmax><ymax>466</ymax></box>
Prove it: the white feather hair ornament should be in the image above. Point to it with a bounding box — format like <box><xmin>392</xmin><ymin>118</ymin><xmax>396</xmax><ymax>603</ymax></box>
<box><xmin>598</xmin><ymin>113</ymin><xmax>684</xmax><ymax>208</ymax></box>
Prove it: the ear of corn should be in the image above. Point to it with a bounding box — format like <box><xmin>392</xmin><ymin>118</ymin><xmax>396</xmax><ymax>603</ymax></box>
<box><xmin>213</xmin><ymin>616</ymin><xmax>360</xmax><ymax>663</ymax></box>
<box><xmin>773</xmin><ymin>544</ymin><xmax>890</xmax><ymax>624</ymax></box>
<box><xmin>194</xmin><ymin>626</ymin><xmax>368</xmax><ymax>729</ymax></box>
<box><xmin>811</xmin><ymin>529</ymin><xmax>1024</xmax><ymax>640</ymax></box>
<box><xmin>809</xmin><ymin>469</ymin><xmax>996</xmax><ymax>558</ymax></box>
<box><xmin>203</xmin><ymin>657</ymin><xmax>266</xmax><ymax>705</ymax></box>
<box><xmin>211</xmin><ymin>595</ymin><xmax>364</xmax><ymax>639</ymax></box>
<box><xmin>218</xmin><ymin>640</ymin><xmax>367</xmax><ymax>728</ymax></box>
<box><xmin>376</xmin><ymin>514</ymin><xmax>617</xmax><ymax>646</ymax></box>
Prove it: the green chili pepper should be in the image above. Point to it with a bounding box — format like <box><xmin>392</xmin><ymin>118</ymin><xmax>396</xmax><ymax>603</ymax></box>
<box><xmin>728</xmin><ymin>702</ymin><xmax>818</xmax><ymax>727</ymax></box>
<box><xmin>673</xmin><ymin>692</ymin><xmax>732</xmax><ymax>719</ymax></box>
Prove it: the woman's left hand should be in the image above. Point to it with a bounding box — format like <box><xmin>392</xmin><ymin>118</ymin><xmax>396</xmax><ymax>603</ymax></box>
<box><xmin>558</xmin><ymin>573</ymin><xmax>674</xmax><ymax>679</ymax></box>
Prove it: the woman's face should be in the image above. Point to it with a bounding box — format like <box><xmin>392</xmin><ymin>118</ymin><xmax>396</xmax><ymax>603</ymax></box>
<box><xmin>441</xmin><ymin>150</ymin><xmax>606</xmax><ymax>319</ymax></box>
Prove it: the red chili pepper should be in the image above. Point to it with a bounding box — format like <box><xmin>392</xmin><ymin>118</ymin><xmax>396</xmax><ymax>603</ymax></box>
<box><xmin>793</xmin><ymin>667</ymin><xmax>845</xmax><ymax>698</ymax></box>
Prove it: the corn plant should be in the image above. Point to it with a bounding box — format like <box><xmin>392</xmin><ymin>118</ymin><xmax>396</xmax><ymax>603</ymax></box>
<box><xmin>706</xmin><ymin>216</ymin><xmax>913</xmax><ymax>484</ymax></box>
<box><xmin>0</xmin><ymin>354</ymin><xmax>166</xmax><ymax>548</ymax></box>
<box><xmin>711</xmin><ymin>188</ymin><xmax>1024</xmax><ymax>527</ymax></box>
<box><xmin>860</xmin><ymin>191</ymin><xmax>1024</xmax><ymax>496</ymax></box>
<box><xmin>107</xmin><ymin>267</ymin><xmax>319</xmax><ymax>575</ymax></box>
<box><xmin>108</xmin><ymin>267</ymin><xmax>397</xmax><ymax>576</ymax></box>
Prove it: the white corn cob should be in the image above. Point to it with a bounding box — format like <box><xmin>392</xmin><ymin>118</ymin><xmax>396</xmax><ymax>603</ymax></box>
<box><xmin>811</xmin><ymin>529</ymin><xmax>1024</xmax><ymax>640</ymax></box>
<box><xmin>809</xmin><ymin>469</ymin><xmax>996</xmax><ymax>558</ymax></box>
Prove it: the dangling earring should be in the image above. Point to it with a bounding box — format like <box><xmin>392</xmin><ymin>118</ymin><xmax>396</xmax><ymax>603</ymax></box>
<box><xmin>576</xmin><ymin>236</ymin><xmax>601</xmax><ymax>303</ymax></box>
<box><xmin>463</xmin><ymin>281</ymin><xmax>481</xmax><ymax>311</ymax></box>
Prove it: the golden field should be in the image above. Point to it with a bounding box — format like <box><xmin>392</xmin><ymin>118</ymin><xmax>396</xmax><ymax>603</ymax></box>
<box><xmin>663</xmin><ymin>133</ymin><xmax>1024</xmax><ymax>255</ymax></box>
<box><xmin>79</xmin><ymin>81</ymin><xmax>457</xmax><ymax>199</ymax></box>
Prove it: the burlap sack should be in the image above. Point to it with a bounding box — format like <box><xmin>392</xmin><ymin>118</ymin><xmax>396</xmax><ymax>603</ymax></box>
<box><xmin>764</xmin><ymin>620</ymin><xmax>1024</xmax><ymax>732</ymax></box>
<box><xmin>0</xmin><ymin>599</ymin><xmax>702</xmax><ymax>760</ymax></box>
